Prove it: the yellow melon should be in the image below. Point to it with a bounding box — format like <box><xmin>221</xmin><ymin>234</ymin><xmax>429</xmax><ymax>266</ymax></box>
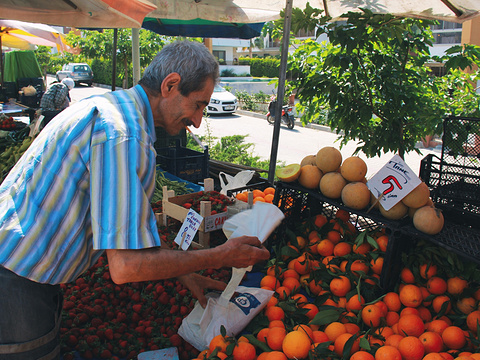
<box><xmin>341</xmin><ymin>182</ymin><xmax>371</xmax><ymax>210</ymax></box>
<box><xmin>319</xmin><ymin>172</ymin><xmax>347</xmax><ymax>199</ymax></box>
<box><xmin>300</xmin><ymin>154</ymin><xmax>317</xmax><ymax>167</ymax></box>
<box><xmin>298</xmin><ymin>164</ymin><xmax>323</xmax><ymax>189</ymax></box>
<box><xmin>413</xmin><ymin>205</ymin><xmax>444</xmax><ymax>235</ymax></box>
<box><xmin>340</xmin><ymin>156</ymin><xmax>368</xmax><ymax>182</ymax></box>
<box><xmin>276</xmin><ymin>164</ymin><xmax>301</xmax><ymax>182</ymax></box>
<box><xmin>379</xmin><ymin>201</ymin><xmax>408</xmax><ymax>220</ymax></box>
<box><xmin>316</xmin><ymin>147</ymin><xmax>342</xmax><ymax>173</ymax></box>
<box><xmin>402</xmin><ymin>182</ymin><xmax>431</xmax><ymax>208</ymax></box>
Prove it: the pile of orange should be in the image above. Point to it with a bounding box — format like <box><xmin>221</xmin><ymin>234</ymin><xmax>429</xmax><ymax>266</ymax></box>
<box><xmin>236</xmin><ymin>187</ymin><xmax>276</xmax><ymax>204</ymax></box>
<box><xmin>195</xmin><ymin>208</ymin><xmax>480</xmax><ymax>360</ymax></box>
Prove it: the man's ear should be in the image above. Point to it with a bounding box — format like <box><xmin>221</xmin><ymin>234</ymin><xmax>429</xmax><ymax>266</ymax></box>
<box><xmin>160</xmin><ymin>73</ymin><xmax>181</xmax><ymax>97</ymax></box>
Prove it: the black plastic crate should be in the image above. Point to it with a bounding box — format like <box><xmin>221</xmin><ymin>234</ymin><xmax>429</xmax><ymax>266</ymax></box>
<box><xmin>156</xmin><ymin>140</ymin><xmax>209</xmax><ymax>185</ymax></box>
<box><xmin>272</xmin><ymin>181</ymin><xmax>406</xmax><ymax>291</ymax></box>
<box><xmin>225</xmin><ymin>177</ymin><xmax>273</xmax><ymax>198</ymax></box>
<box><xmin>154</xmin><ymin>126</ymin><xmax>187</xmax><ymax>149</ymax></box>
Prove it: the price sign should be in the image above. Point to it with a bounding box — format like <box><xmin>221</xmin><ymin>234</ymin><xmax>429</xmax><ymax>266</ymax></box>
<box><xmin>174</xmin><ymin>209</ymin><xmax>203</xmax><ymax>250</ymax></box>
<box><xmin>366</xmin><ymin>154</ymin><xmax>421</xmax><ymax>211</ymax></box>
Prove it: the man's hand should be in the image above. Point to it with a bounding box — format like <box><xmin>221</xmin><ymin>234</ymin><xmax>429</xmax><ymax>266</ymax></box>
<box><xmin>177</xmin><ymin>273</ymin><xmax>227</xmax><ymax>308</ymax></box>
<box><xmin>217</xmin><ymin>236</ymin><xmax>270</xmax><ymax>269</ymax></box>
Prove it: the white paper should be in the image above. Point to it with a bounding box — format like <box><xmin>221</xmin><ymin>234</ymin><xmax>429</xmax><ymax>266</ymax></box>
<box><xmin>367</xmin><ymin>154</ymin><xmax>421</xmax><ymax>211</ymax></box>
<box><xmin>174</xmin><ymin>209</ymin><xmax>203</xmax><ymax>250</ymax></box>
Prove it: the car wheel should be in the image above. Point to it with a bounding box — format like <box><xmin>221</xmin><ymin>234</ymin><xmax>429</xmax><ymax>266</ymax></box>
<box><xmin>87</xmin><ymin>81</ymin><xmax>92</xmax><ymax>87</ymax></box>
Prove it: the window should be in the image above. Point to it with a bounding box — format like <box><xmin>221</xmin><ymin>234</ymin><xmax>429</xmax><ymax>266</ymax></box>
<box><xmin>213</xmin><ymin>50</ymin><xmax>226</xmax><ymax>62</ymax></box>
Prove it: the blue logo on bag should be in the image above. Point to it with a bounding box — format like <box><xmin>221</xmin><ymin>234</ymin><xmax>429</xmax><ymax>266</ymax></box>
<box><xmin>231</xmin><ymin>292</ymin><xmax>261</xmax><ymax>315</ymax></box>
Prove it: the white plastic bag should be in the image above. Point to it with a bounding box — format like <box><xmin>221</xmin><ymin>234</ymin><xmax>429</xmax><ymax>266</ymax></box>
<box><xmin>219</xmin><ymin>170</ymin><xmax>255</xmax><ymax>195</ymax></box>
<box><xmin>178</xmin><ymin>202</ymin><xmax>285</xmax><ymax>351</ymax></box>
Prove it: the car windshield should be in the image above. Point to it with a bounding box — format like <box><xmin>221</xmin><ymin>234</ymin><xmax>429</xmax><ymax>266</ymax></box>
<box><xmin>213</xmin><ymin>85</ymin><xmax>226</xmax><ymax>93</ymax></box>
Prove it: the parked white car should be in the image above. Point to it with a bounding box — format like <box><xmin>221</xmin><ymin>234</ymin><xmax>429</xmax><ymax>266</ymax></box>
<box><xmin>206</xmin><ymin>85</ymin><xmax>238</xmax><ymax>115</ymax></box>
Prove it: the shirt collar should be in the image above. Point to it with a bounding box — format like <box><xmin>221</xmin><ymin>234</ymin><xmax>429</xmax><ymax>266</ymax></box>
<box><xmin>132</xmin><ymin>84</ymin><xmax>156</xmax><ymax>143</ymax></box>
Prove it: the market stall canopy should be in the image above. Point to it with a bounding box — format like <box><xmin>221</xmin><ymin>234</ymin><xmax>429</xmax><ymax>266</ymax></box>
<box><xmin>145</xmin><ymin>0</ymin><xmax>479</xmax><ymax>25</ymax></box>
<box><xmin>142</xmin><ymin>18</ymin><xmax>264</xmax><ymax>39</ymax></box>
<box><xmin>0</xmin><ymin>20</ymin><xmax>72</xmax><ymax>53</ymax></box>
<box><xmin>0</xmin><ymin>0</ymin><xmax>157</xmax><ymax>29</ymax></box>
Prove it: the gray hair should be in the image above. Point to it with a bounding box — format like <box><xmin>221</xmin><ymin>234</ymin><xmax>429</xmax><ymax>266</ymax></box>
<box><xmin>139</xmin><ymin>40</ymin><xmax>219</xmax><ymax>96</ymax></box>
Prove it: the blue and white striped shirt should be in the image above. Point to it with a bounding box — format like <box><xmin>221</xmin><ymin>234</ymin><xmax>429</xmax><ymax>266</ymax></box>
<box><xmin>0</xmin><ymin>85</ymin><xmax>161</xmax><ymax>284</ymax></box>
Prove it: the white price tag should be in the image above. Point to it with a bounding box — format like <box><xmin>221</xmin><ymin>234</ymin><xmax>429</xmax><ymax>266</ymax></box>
<box><xmin>366</xmin><ymin>154</ymin><xmax>421</xmax><ymax>211</ymax></box>
<box><xmin>174</xmin><ymin>209</ymin><xmax>203</xmax><ymax>250</ymax></box>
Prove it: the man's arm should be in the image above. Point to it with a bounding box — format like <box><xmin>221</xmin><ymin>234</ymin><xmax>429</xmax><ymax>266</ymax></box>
<box><xmin>106</xmin><ymin>235</ymin><xmax>270</xmax><ymax>284</ymax></box>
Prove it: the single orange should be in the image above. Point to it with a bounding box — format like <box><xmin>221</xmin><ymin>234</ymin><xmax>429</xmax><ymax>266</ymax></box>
<box><xmin>324</xmin><ymin>322</ymin><xmax>347</xmax><ymax>342</ymax></box>
<box><xmin>346</xmin><ymin>294</ymin><xmax>365</xmax><ymax>312</ymax></box>
<box><xmin>293</xmin><ymin>324</ymin><xmax>314</xmax><ymax>339</ymax></box>
<box><xmin>419</xmin><ymin>263</ymin><xmax>438</xmax><ymax>280</ymax></box>
<box><xmin>375</xmin><ymin>235</ymin><xmax>389</xmax><ymax>252</ymax></box>
<box><xmin>312</xmin><ymin>330</ymin><xmax>329</xmax><ymax>343</ymax></box>
<box><xmin>282</xmin><ymin>330</ymin><xmax>311</xmax><ymax>359</ymax></box>
<box><xmin>236</xmin><ymin>192</ymin><xmax>248</xmax><ymax>202</ymax></box>
<box><xmin>335</xmin><ymin>209</ymin><xmax>350</xmax><ymax>222</ymax></box>
<box><xmin>264</xmin><ymin>194</ymin><xmax>275</xmax><ymax>203</ymax></box>
<box><xmin>385</xmin><ymin>334</ymin><xmax>404</xmax><ymax>348</ymax></box>
<box><xmin>333</xmin><ymin>241</ymin><xmax>352</xmax><ymax>257</ymax></box>
<box><xmin>350</xmin><ymin>350</ymin><xmax>375</xmax><ymax>360</ymax></box>
<box><xmin>302</xmin><ymin>303</ymin><xmax>319</xmax><ymax>321</ymax></box>
<box><xmin>383</xmin><ymin>292</ymin><xmax>402</xmax><ymax>312</ymax></box>
<box><xmin>447</xmin><ymin>276</ymin><xmax>469</xmax><ymax>296</ymax></box>
<box><xmin>269</xmin><ymin>320</ymin><xmax>286</xmax><ymax>329</ymax></box>
<box><xmin>329</xmin><ymin>276</ymin><xmax>351</xmax><ymax>297</ymax></box>
<box><xmin>441</xmin><ymin>325</ymin><xmax>466</xmax><ymax>350</ymax></box>
<box><xmin>427</xmin><ymin>276</ymin><xmax>448</xmax><ymax>295</ymax></box>
<box><xmin>275</xmin><ymin>286</ymin><xmax>291</xmax><ymax>300</ymax></box>
<box><xmin>308</xmin><ymin>279</ymin><xmax>324</xmax><ymax>296</ymax></box>
<box><xmin>264</xmin><ymin>351</ymin><xmax>287</xmax><ymax>360</ymax></box>
<box><xmin>353</xmin><ymin>242</ymin><xmax>372</xmax><ymax>255</ymax></box>
<box><xmin>399</xmin><ymin>284</ymin><xmax>423</xmax><ymax>308</ymax></box>
<box><xmin>370</xmin><ymin>256</ymin><xmax>384</xmax><ymax>275</ymax></box>
<box><xmin>256</xmin><ymin>328</ymin><xmax>270</xmax><ymax>343</ymax></box>
<box><xmin>314</xmin><ymin>214</ymin><xmax>328</xmax><ymax>228</ymax></box>
<box><xmin>456</xmin><ymin>297</ymin><xmax>476</xmax><ymax>315</ymax></box>
<box><xmin>316</xmin><ymin>239</ymin><xmax>335</xmax><ymax>257</ymax></box>
<box><xmin>385</xmin><ymin>311</ymin><xmax>400</xmax><ymax>327</ymax></box>
<box><xmin>327</xmin><ymin>230</ymin><xmax>342</xmax><ymax>244</ymax></box>
<box><xmin>400</xmin><ymin>267</ymin><xmax>416</xmax><ymax>284</ymax></box>
<box><xmin>362</xmin><ymin>304</ymin><xmax>383</xmax><ymax>328</ymax></box>
<box><xmin>253</xmin><ymin>196</ymin><xmax>266</xmax><ymax>203</ymax></box>
<box><xmin>232</xmin><ymin>341</ymin><xmax>256</xmax><ymax>360</ymax></box>
<box><xmin>432</xmin><ymin>295</ymin><xmax>452</xmax><ymax>314</ymax></box>
<box><xmin>374</xmin><ymin>345</ymin><xmax>402</xmax><ymax>360</ymax></box>
<box><xmin>265</xmin><ymin>306</ymin><xmax>285</xmax><ymax>322</ymax></box>
<box><xmin>334</xmin><ymin>332</ymin><xmax>359</xmax><ymax>356</ymax></box>
<box><xmin>252</xmin><ymin>189</ymin><xmax>265</xmax><ymax>198</ymax></box>
<box><xmin>260</xmin><ymin>275</ymin><xmax>281</xmax><ymax>290</ymax></box>
<box><xmin>398</xmin><ymin>336</ymin><xmax>425</xmax><ymax>360</ymax></box>
<box><xmin>466</xmin><ymin>310</ymin><xmax>480</xmax><ymax>333</ymax></box>
<box><xmin>419</xmin><ymin>331</ymin><xmax>444</xmax><ymax>354</ymax></box>
<box><xmin>266</xmin><ymin>327</ymin><xmax>287</xmax><ymax>351</ymax></box>
<box><xmin>209</xmin><ymin>334</ymin><xmax>228</xmax><ymax>353</ymax></box>
<box><xmin>426</xmin><ymin>319</ymin><xmax>450</xmax><ymax>335</ymax></box>
<box><xmin>264</xmin><ymin>187</ymin><xmax>276</xmax><ymax>196</ymax></box>
<box><xmin>397</xmin><ymin>314</ymin><xmax>425</xmax><ymax>337</ymax></box>
<box><xmin>282</xmin><ymin>277</ymin><xmax>301</xmax><ymax>294</ymax></box>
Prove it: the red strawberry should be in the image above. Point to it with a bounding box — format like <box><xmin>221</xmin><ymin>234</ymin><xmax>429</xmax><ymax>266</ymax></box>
<box><xmin>169</xmin><ymin>334</ymin><xmax>182</xmax><ymax>347</ymax></box>
<box><xmin>132</xmin><ymin>304</ymin><xmax>142</xmax><ymax>313</ymax></box>
<box><xmin>104</xmin><ymin>328</ymin><xmax>114</xmax><ymax>340</ymax></box>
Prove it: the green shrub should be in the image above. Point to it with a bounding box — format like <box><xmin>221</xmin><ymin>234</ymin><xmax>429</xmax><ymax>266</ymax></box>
<box><xmin>220</xmin><ymin>68</ymin><xmax>236</xmax><ymax>77</ymax></box>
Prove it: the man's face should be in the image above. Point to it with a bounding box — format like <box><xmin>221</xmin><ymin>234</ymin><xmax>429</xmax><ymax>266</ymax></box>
<box><xmin>152</xmin><ymin>76</ymin><xmax>215</xmax><ymax>136</ymax></box>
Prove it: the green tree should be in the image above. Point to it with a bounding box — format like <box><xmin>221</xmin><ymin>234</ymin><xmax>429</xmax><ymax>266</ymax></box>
<box><xmin>287</xmin><ymin>9</ymin><xmax>480</xmax><ymax>158</ymax></box>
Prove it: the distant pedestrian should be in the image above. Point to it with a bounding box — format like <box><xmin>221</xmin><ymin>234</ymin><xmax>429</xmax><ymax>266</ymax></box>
<box><xmin>39</xmin><ymin>78</ymin><xmax>75</xmax><ymax>127</ymax></box>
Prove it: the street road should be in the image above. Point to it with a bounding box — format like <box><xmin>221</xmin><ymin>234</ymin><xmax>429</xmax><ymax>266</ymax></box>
<box><xmin>49</xmin><ymin>76</ymin><xmax>442</xmax><ymax>179</ymax></box>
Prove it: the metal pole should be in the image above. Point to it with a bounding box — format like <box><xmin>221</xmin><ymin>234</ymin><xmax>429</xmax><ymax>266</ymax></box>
<box><xmin>111</xmin><ymin>28</ymin><xmax>117</xmax><ymax>91</ymax></box>
<box><xmin>132</xmin><ymin>28</ymin><xmax>140</xmax><ymax>85</ymax></box>
<box><xmin>268</xmin><ymin>0</ymin><xmax>293</xmax><ymax>184</ymax></box>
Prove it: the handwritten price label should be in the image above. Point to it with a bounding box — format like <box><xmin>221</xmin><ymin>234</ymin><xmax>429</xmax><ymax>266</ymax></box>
<box><xmin>366</xmin><ymin>154</ymin><xmax>421</xmax><ymax>211</ymax></box>
<box><xmin>174</xmin><ymin>209</ymin><xmax>203</xmax><ymax>250</ymax></box>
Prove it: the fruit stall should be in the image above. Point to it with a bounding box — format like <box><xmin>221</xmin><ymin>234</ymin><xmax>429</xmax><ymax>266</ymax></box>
<box><xmin>1</xmin><ymin>114</ymin><xmax>480</xmax><ymax>360</ymax></box>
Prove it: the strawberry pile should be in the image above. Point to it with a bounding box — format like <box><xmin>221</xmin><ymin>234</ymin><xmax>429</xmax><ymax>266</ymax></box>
<box><xmin>59</xmin><ymin>223</ymin><xmax>232</xmax><ymax>360</ymax></box>
<box><xmin>0</xmin><ymin>116</ymin><xmax>17</xmax><ymax>130</ymax></box>
<box><xmin>181</xmin><ymin>191</ymin><xmax>234</xmax><ymax>215</ymax></box>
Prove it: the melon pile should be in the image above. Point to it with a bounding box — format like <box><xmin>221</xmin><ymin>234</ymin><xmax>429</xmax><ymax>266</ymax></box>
<box><xmin>275</xmin><ymin>147</ymin><xmax>444</xmax><ymax>235</ymax></box>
